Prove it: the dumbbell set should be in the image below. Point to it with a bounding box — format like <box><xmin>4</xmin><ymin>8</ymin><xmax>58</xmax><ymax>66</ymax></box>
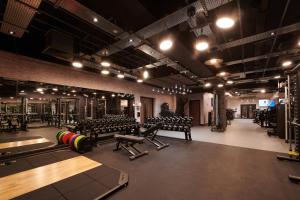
<box><xmin>56</xmin><ymin>130</ymin><xmax>91</xmax><ymax>153</ymax></box>
<box><xmin>144</xmin><ymin>116</ymin><xmax>193</xmax><ymax>141</ymax></box>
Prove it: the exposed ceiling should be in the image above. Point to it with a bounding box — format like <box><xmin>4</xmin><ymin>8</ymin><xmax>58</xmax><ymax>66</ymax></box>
<box><xmin>0</xmin><ymin>0</ymin><xmax>299</xmax><ymax>94</ymax></box>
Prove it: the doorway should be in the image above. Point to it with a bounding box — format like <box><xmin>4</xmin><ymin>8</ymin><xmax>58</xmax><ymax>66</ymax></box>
<box><xmin>140</xmin><ymin>97</ymin><xmax>154</xmax><ymax>124</ymax></box>
<box><xmin>241</xmin><ymin>104</ymin><xmax>256</xmax><ymax>118</ymax></box>
<box><xmin>189</xmin><ymin>100</ymin><xmax>200</xmax><ymax>126</ymax></box>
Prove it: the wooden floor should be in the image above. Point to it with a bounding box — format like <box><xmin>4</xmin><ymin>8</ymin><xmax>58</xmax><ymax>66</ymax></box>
<box><xmin>0</xmin><ymin>156</ymin><xmax>101</xmax><ymax>200</ymax></box>
<box><xmin>0</xmin><ymin>138</ymin><xmax>50</xmax><ymax>149</ymax></box>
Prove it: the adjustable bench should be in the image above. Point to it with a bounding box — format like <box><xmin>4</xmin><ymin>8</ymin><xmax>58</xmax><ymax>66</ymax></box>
<box><xmin>141</xmin><ymin>123</ymin><xmax>169</xmax><ymax>150</ymax></box>
<box><xmin>114</xmin><ymin>134</ymin><xmax>148</xmax><ymax>160</ymax></box>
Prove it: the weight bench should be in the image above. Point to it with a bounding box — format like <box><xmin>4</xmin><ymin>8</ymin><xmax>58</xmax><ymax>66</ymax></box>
<box><xmin>114</xmin><ymin>134</ymin><xmax>148</xmax><ymax>160</ymax></box>
<box><xmin>141</xmin><ymin>123</ymin><xmax>169</xmax><ymax>150</ymax></box>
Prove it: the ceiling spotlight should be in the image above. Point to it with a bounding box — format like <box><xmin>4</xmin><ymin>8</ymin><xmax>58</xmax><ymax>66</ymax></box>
<box><xmin>67</xmin><ymin>93</ymin><xmax>71</xmax><ymax>96</ymax></box>
<box><xmin>261</xmin><ymin>89</ymin><xmax>266</xmax><ymax>93</ymax></box>
<box><xmin>101</xmin><ymin>60</ymin><xmax>111</xmax><ymax>67</ymax></box>
<box><xmin>270</xmin><ymin>32</ymin><xmax>275</xmax><ymax>36</ymax></box>
<box><xmin>101</xmin><ymin>69</ymin><xmax>110</xmax><ymax>75</ymax></box>
<box><xmin>51</xmin><ymin>92</ymin><xmax>55</xmax><ymax>95</ymax></box>
<box><xmin>219</xmin><ymin>71</ymin><xmax>226</xmax><ymax>76</ymax></box>
<box><xmin>40</xmin><ymin>91</ymin><xmax>44</xmax><ymax>94</ymax></box>
<box><xmin>129</xmin><ymin>38</ymin><xmax>133</xmax><ymax>42</ymax></box>
<box><xmin>298</xmin><ymin>40</ymin><xmax>300</xmax><ymax>46</ymax></box>
<box><xmin>36</xmin><ymin>88</ymin><xmax>43</xmax><ymax>92</ymax></box>
<box><xmin>9</xmin><ymin>30</ymin><xmax>14</xmax><ymax>35</ymax></box>
<box><xmin>93</xmin><ymin>17</ymin><xmax>98</xmax><ymax>23</ymax></box>
<box><xmin>63</xmin><ymin>92</ymin><xmax>66</xmax><ymax>95</ymax></box>
<box><xmin>111</xmin><ymin>94</ymin><xmax>116</xmax><ymax>97</ymax></box>
<box><xmin>204</xmin><ymin>83</ymin><xmax>211</xmax><ymax>87</ymax></box>
<box><xmin>137</xmin><ymin>79</ymin><xmax>143</xmax><ymax>83</ymax></box>
<box><xmin>282</xmin><ymin>60</ymin><xmax>292</xmax><ymax>67</ymax></box>
<box><xmin>71</xmin><ymin>89</ymin><xmax>76</xmax><ymax>93</ymax></box>
<box><xmin>102</xmin><ymin>96</ymin><xmax>105</xmax><ymax>99</ymax></box>
<box><xmin>217</xmin><ymin>84</ymin><xmax>224</xmax><ymax>88</ymax></box>
<box><xmin>72</xmin><ymin>59</ymin><xmax>83</xmax><ymax>68</ymax></box>
<box><xmin>195</xmin><ymin>35</ymin><xmax>209</xmax><ymax>51</ymax></box>
<box><xmin>274</xmin><ymin>75</ymin><xmax>281</xmax><ymax>79</ymax></box>
<box><xmin>117</xmin><ymin>73</ymin><xmax>125</xmax><ymax>79</ymax></box>
<box><xmin>227</xmin><ymin>80</ymin><xmax>234</xmax><ymax>84</ymax></box>
<box><xmin>30</xmin><ymin>98</ymin><xmax>34</xmax><ymax>100</ymax></box>
<box><xmin>159</xmin><ymin>39</ymin><xmax>173</xmax><ymax>51</ymax></box>
<box><xmin>93</xmin><ymin>92</ymin><xmax>97</xmax><ymax>95</ymax></box>
<box><xmin>143</xmin><ymin>70</ymin><xmax>149</xmax><ymax>79</ymax></box>
<box><xmin>216</xmin><ymin>17</ymin><xmax>235</xmax><ymax>29</ymax></box>
<box><xmin>73</xmin><ymin>94</ymin><xmax>76</xmax><ymax>97</ymax></box>
<box><xmin>52</xmin><ymin>88</ymin><xmax>58</xmax><ymax>91</ymax></box>
<box><xmin>204</xmin><ymin>58</ymin><xmax>223</xmax><ymax>66</ymax></box>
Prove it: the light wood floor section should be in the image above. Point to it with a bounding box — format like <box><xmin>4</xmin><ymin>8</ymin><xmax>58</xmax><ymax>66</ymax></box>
<box><xmin>0</xmin><ymin>156</ymin><xmax>102</xmax><ymax>200</ymax></box>
<box><xmin>0</xmin><ymin>138</ymin><xmax>50</xmax><ymax>149</ymax></box>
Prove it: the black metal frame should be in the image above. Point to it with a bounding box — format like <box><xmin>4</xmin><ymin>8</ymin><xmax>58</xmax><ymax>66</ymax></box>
<box><xmin>141</xmin><ymin>125</ymin><xmax>169</xmax><ymax>150</ymax></box>
<box><xmin>114</xmin><ymin>137</ymin><xmax>148</xmax><ymax>160</ymax></box>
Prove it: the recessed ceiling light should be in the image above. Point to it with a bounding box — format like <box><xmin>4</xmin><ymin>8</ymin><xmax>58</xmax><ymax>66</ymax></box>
<box><xmin>159</xmin><ymin>39</ymin><xmax>173</xmax><ymax>51</ymax></box>
<box><xmin>101</xmin><ymin>69</ymin><xmax>110</xmax><ymax>75</ymax></box>
<box><xmin>143</xmin><ymin>70</ymin><xmax>149</xmax><ymax>79</ymax></box>
<box><xmin>298</xmin><ymin>40</ymin><xmax>300</xmax><ymax>46</ymax></box>
<box><xmin>219</xmin><ymin>71</ymin><xmax>226</xmax><ymax>76</ymax></box>
<box><xmin>235</xmin><ymin>91</ymin><xmax>238</xmax><ymax>94</ymax></box>
<box><xmin>117</xmin><ymin>73</ymin><xmax>125</xmax><ymax>79</ymax></box>
<box><xmin>227</xmin><ymin>80</ymin><xmax>234</xmax><ymax>84</ymax></box>
<box><xmin>204</xmin><ymin>83</ymin><xmax>211</xmax><ymax>87</ymax></box>
<box><xmin>216</xmin><ymin>17</ymin><xmax>235</xmax><ymax>29</ymax></box>
<box><xmin>9</xmin><ymin>30</ymin><xmax>14</xmax><ymax>35</ymax></box>
<box><xmin>112</xmin><ymin>94</ymin><xmax>116</xmax><ymax>97</ymax></box>
<box><xmin>137</xmin><ymin>79</ymin><xmax>143</xmax><ymax>83</ymax></box>
<box><xmin>72</xmin><ymin>60</ymin><xmax>83</xmax><ymax>68</ymax></box>
<box><xmin>270</xmin><ymin>32</ymin><xmax>275</xmax><ymax>36</ymax></box>
<box><xmin>218</xmin><ymin>84</ymin><xmax>224</xmax><ymax>88</ymax></box>
<box><xmin>52</xmin><ymin>88</ymin><xmax>58</xmax><ymax>91</ymax></box>
<box><xmin>282</xmin><ymin>60</ymin><xmax>292</xmax><ymax>67</ymax></box>
<box><xmin>204</xmin><ymin>58</ymin><xmax>223</xmax><ymax>66</ymax></box>
<box><xmin>93</xmin><ymin>17</ymin><xmax>98</xmax><ymax>23</ymax></box>
<box><xmin>36</xmin><ymin>88</ymin><xmax>43</xmax><ymax>92</ymax></box>
<box><xmin>195</xmin><ymin>35</ymin><xmax>209</xmax><ymax>51</ymax></box>
<box><xmin>101</xmin><ymin>58</ymin><xmax>111</xmax><ymax>67</ymax></box>
<box><xmin>102</xmin><ymin>96</ymin><xmax>105</xmax><ymax>99</ymax></box>
<box><xmin>93</xmin><ymin>92</ymin><xmax>97</xmax><ymax>95</ymax></box>
<box><xmin>129</xmin><ymin>38</ymin><xmax>133</xmax><ymax>42</ymax></box>
<box><xmin>20</xmin><ymin>90</ymin><xmax>25</xmax><ymax>93</ymax></box>
<box><xmin>67</xmin><ymin>93</ymin><xmax>71</xmax><ymax>96</ymax></box>
<box><xmin>113</xmin><ymin>29</ymin><xmax>118</xmax><ymax>34</ymax></box>
<box><xmin>30</xmin><ymin>97</ymin><xmax>34</xmax><ymax>100</ymax></box>
<box><xmin>71</xmin><ymin>89</ymin><xmax>76</xmax><ymax>93</ymax></box>
<box><xmin>40</xmin><ymin>91</ymin><xmax>44</xmax><ymax>94</ymax></box>
<box><xmin>261</xmin><ymin>89</ymin><xmax>266</xmax><ymax>93</ymax></box>
<box><xmin>274</xmin><ymin>75</ymin><xmax>281</xmax><ymax>79</ymax></box>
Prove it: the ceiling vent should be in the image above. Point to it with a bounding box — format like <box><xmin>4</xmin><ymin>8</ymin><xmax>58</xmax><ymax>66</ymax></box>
<box><xmin>42</xmin><ymin>30</ymin><xmax>74</xmax><ymax>61</ymax></box>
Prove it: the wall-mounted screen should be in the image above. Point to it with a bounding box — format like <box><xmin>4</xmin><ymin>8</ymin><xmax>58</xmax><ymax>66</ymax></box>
<box><xmin>259</xmin><ymin>99</ymin><xmax>269</xmax><ymax>107</ymax></box>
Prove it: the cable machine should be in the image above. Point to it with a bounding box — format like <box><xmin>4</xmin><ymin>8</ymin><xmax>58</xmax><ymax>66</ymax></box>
<box><xmin>277</xmin><ymin>63</ymin><xmax>300</xmax><ymax>183</ymax></box>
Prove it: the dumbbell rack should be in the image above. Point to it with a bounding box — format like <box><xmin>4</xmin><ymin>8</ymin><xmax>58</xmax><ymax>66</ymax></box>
<box><xmin>144</xmin><ymin>117</ymin><xmax>193</xmax><ymax>141</ymax></box>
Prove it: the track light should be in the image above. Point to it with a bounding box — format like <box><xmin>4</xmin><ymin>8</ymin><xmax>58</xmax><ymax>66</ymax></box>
<box><xmin>159</xmin><ymin>39</ymin><xmax>173</xmax><ymax>51</ymax></box>
<box><xmin>112</xmin><ymin>94</ymin><xmax>116</xmax><ymax>97</ymax></box>
<box><xmin>204</xmin><ymin>58</ymin><xmax>223</xmax><ymax>66</ymax></box>
<box><xmin>261</xmin><ymin>89</ymin><xmax>266</xmax><ymax>93</ymax></box>
<box><xmin>282</xmin><ymin>60</ymin><xmax>292</xmax><ymax>67</ymax></box>
<box><xmin>101</xmin><ymin>69</ymin><xmax>110</xmax><ymax>75</ymax></box>
<box><xmin>117</xmin><ymin>73</ymin><xmax>125</xmax><ymax>79</ymax></box>
<box><xmin>36</xmin><ymin>88</ymin><xmax>43</xmax><ymax>92</ymax></box>
<box><xmin>204</xmin><ymin>83</ymin><xmax>211</xmax><ymax>87</ymax></box>
<box><xmin>72</xmin><ymin>57</ymin><xmax>83</xmax><ymax>68</ymax></box>
<box><xmin>274</xmin><ymin>75</ymin><xmax>281</xmax><ymax>79</ymax></box>
<box><xmin>52</xmin><ymin>88</ymin><xmax>58</xmax><ymax>91</ymax></box>
<box><xmin>143</xmin><ymin>70</ymin><xmax>149</xmax><ymax>79</ymax></box>
<box><xmin>93</xmin><ymin>17</ymin><xmax>98</xmax><ymax>23</ymax></box>
<box><xmin>71</xmin><ymin>89</ymin><xmax>76</xmax><ymax>93</ymax></box>
<box><xmin>137</xmin><ymin>79</ymin><xmax>143</xmax><ymax>83</ymax></box>
<box><xmin>219</xmin><ymin>71</ymin><xmax>227</xmax><ymax>76</ymax></box>
<box><xmin>195</xmin><ymin>35</ymin><xmax>209</xmax><ymax>51</ymax></box>
<box><xmin>218</xmin><ymin>84</ymin><xmax>224</xmax><ymax>88</ymax></box>
<box><xmin>227</xmin><ymin>80</ymin><xmax>234</xmax><ymax>84</ymax></box>
<box><xmin>216</xmin><ymin>17</ymin><xmax>235</xmax><ymax>29</ymax></box>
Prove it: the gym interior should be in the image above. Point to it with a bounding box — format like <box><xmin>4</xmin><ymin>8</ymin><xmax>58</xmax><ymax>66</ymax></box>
<box><xmin>0</xmin><ymin>0</ymin><xmax>300</xmax><ymax>199</ymax></box>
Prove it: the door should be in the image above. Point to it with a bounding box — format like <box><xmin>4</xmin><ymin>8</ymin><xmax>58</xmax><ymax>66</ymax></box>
<box><xmin>241</xmin><ymin>104</ymin><xmax>256</xmax><ymax>118</ymax></box>
<box><xmin>140</xmin><ymin>97</ymin><xmax>154</xmax><ymax>124</ymax></box>
<box><xmin>189</xmin><ymin>100</ymin><xmax>200</xmax><ymax>126</ymax></box>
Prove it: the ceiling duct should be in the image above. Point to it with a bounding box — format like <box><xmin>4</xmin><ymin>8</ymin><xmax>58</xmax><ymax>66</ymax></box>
<box><xmin>0</xmin><ymin>0</ymin><xmax>42</xmax><ymax>38</ymax></box>
<box><xmin>42</xmin><ymin>30</ymin><xmax>74</xmax><ymax>61</ymax></box>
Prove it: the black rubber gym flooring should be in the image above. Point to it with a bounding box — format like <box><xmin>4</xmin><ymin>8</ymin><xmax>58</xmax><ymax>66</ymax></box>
<box><xmin>85</xmin><ymin>137</ymin><xmax>300</xmax><ymax>200</ymax></box>
<box><xmin>0</xmin><ymin>149</ymin><xmax>128</xmax><ymax>200</ymax></box>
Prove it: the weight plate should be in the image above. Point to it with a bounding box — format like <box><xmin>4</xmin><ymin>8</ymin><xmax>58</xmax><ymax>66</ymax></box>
<box><xmin>74</xmin><ymin>135</ymin><xmax>85</xmax><ymax>151</ymax></box>
<box><xmin>70</xmin><ymin>134</ymin><xmax>80</xmax><ymax>149</ymax></box>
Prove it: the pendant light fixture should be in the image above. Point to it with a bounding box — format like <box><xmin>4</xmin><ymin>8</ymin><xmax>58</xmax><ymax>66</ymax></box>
<box><xmin>195</xmin><ymin>28</ymin><xmax>209</xmax><ymax>51</ymax></box>
<box><xmin>101</xmin><ymin>49</ymin><xmax>111</xmax><ymax>67</ymax></box>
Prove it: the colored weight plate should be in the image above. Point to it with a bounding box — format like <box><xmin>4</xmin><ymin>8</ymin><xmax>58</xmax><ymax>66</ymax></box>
<box><xmin>63</xmin><ymin>133</ymin><xmax>74</xmax><ymax>144</ymax></box>
<box><xmin>58</xmin><ymin>131</ymin><xmax>67</xmax><ymax>143</ymax></box>
<box><xmin>56</xmin><ymin>130</ymin><xmax>64</xmax><ymax>141</ymax></box>
<box><xmin>70</xmin><ymin>134</ymin><xmax>80</xmax><ymax>149</ymax></box>
<box><xmin>74</xmin><ymin>135</ymin><xmax>85</xmax><ymax>151</ymax></box>
<box><xmin>77</xmin><ymin>136</ymin><xmax>89</xmax><ymax>152</ymax></box>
